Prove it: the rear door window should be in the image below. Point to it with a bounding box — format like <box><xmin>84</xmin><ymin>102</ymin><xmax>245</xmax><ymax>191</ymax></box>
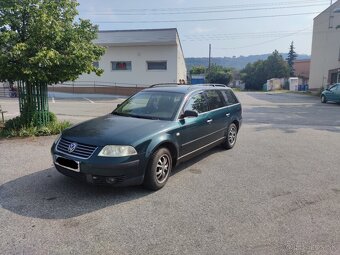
<box><xmin>204</xmin><ymin>90</ymin><xmax>226</xmax><ymax>110</ymax></box>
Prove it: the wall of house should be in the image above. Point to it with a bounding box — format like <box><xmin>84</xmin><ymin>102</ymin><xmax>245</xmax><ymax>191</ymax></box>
<box><xmin>176</xmin><ymin>36</ymin><xmax>187</xmax><ymax>83</ymax></box>
<box><xmin>76</xmin><ymin>45</ymin><xmax>179</xmax><ymax>87</ymax></box>
<box><xmin>309</xmin><ymin>1</ymin><xmax>340</xmax><ymax>90</ymax></box>
<box><xmin>293</xmin><ymin>60</ymin><xmax>310</xmax><ymax>79</ymax></box>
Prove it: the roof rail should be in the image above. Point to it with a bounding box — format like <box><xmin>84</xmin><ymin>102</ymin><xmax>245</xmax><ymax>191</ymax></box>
<box><xmin>149</xmin><ymin>83</ymin><xmax>180</xmax><ymax>88</ymax></box>
<box><xmin>204</xmin><ymin>84</ymin><xmax>229</xmax><ymax>87</ymax></box>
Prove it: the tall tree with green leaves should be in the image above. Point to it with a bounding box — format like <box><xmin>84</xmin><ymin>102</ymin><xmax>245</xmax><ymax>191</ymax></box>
<box><xmin>190</xmin><ymin>66</ymin><xmax>206</xmax><ymax>75</ymax></box>
<box><xmin>0</xmin><ymin>0</ymin><xmax>105</xmax><ymax>126</ymax></box>
<box><xmin>205</xmin><ymin>65</ymin><xmax>233</xmax><ymax>85</ymax></box>
<box><xmin>241</xmin><ymin>50</ymin><xmax>289</xmax><ymax>90</ymax></box>
<box><xmin>286</xmin><ymin>41</ymin><xmax>298</xmax><ymax>77</ymax></box>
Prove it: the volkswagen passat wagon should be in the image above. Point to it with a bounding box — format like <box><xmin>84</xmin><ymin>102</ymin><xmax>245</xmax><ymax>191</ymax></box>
<box><xmin>51</xmin><ymin>85</ymin><xmax>242</xmax><ymax>190</ymax></box>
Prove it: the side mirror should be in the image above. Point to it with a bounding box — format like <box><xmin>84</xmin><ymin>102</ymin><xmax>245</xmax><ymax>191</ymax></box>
<box><xmin>181</xmin><ymin>110</ymin><xmax>198</xmax><ymax>118</ymax></box>
<box><xmin>116</xmin><ymin>103</ymin><xmax>121</xmax><ymax>108</ymax></box>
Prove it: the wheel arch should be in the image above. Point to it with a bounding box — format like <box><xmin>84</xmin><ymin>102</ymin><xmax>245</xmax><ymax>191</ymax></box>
<box><xmin>146</xmin><ymin>141</ymin><xmax>179</xmax><ymax>168</ymax></box>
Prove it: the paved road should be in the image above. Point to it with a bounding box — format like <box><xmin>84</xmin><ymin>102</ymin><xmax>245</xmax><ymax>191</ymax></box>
<box><xmin>0</xmin><ymin>92</ymin><xmax>340</xmax><ymax>255</ymax></box>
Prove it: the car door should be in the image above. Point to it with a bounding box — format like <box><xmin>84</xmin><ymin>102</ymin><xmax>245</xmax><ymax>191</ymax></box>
<box><xmin>177</xmin><ymin>91</ymin><xmax>211</xmax><ymax>158</ymax></box>
<box><xmin>335</xmin><ymin>84</ymin><xmax>340</xmax><ymax>102</ymax></box>
<box><xmin>203</xmin><ymin>90</ymin><xmax>229</xmax><ymax>143</ymax></box>
<box><xmin>326</xmin><ymin>85</ymin><xmax>338</xmax><ymax>101</ymax></box>
<box><xmin>221</xmin><ymin>89</ymin><xmax>242</xmax><ymax>125</ymax></box>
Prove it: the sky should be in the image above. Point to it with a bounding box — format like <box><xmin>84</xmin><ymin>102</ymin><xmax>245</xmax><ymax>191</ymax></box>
<box><xmin>76</xmin><ymin>0</ymin><xmax>333</xmax><ymax>58</ymax></box>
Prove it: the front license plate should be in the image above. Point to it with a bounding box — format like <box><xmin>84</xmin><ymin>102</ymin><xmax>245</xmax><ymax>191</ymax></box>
<box><xmin>55</xmin><ymin>155</ymin><xmax>80</xmax><ymax>172</ymax></box>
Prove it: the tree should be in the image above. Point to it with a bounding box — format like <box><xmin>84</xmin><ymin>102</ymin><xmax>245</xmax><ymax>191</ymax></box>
<box><xmin>286</xmin><ymin>41</ymin><xmax>298</xmax><ymax>77</ymax></box>
<box><xmin>190</xmin><ymin>65</ymin><xmax>206</xmax><ymax>75</ymax></box>
<box><xmin>240</xmin><ymin>50</ymin><xmax>289</xmax><ymax>90</ymax></box>
<box><xmin>266</xmin><ymin>50</ymin><xmax>289</xmax><ymax>79</ymax></box>
<box><xmin>205</xmin><ymin>65</ymin><xmax>233</xmax><ymax>85</ymax></box>
<box><xmin>0</xmin><ymin>0</ymin><xmax>105</xmax><ymax>126</ymax></box>
<box><xmin>240</xmin><ymin>60</ymin><xmax>267</xmax><ymax>90</ymax></box>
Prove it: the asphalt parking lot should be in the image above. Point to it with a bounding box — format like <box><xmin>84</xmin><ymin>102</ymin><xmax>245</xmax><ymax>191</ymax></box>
<box><xmin>0</xmin><ymin>92</ymin><xmax>340</xmax><ymax>255</ymax></box>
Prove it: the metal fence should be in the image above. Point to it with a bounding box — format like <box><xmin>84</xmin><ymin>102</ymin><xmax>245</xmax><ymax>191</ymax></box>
<box><xmin>1</xmin><ymin>80</ymin><xmax>151</xmax><ymax>97</ymax></box>
<box><xmin>0</xmin><ymin>82</ymin><xmax>10</xmax><ymax>98</ymax></box>
<box><xmin>50</xmin><ymin>81</ymin><xmax>149</xmax><ymax>96</ymax></box>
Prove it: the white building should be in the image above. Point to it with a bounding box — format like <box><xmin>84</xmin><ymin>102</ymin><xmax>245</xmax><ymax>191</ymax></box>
<box><xmin>309</xmin><ymin>0</ymin><xmax>340</xmax><ymax>90</ymax></box>
<box><xmin>76</xmin><ymin>28</ymin><xmax>187</xmax><ymax>87</ymax></box>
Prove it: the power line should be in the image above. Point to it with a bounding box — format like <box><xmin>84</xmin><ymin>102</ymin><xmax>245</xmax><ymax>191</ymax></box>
<box><xmin>80</xmin><ymin>0</ymin><xmax>328</xmax><ymax>13</ymax></box>
<box><xmin>82</xmin><ymin>3</ymin><xmax>327</xmax><ymax>16</ymax></box>
<box><xmin>93</xmin><ymin>12</ymin><xmax>320</xmax><ymax>24</ymax></box>
<box><xmin>215</xmin><ymin>27</ymin><xmax>311</xmax><ymax>50</ymax></box>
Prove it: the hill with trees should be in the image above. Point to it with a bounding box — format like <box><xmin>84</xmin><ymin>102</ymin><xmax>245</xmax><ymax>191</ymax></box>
<box><xmin>185</xmin><ymin>53</ymin><xmax>310</xmax><ymax>71</ymax></box>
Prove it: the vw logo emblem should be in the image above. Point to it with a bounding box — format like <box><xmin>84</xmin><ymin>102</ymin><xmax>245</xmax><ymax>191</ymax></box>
<box><xmin>68</xmin><ymin>143</ymin><xmax>77</xmax><ymax>153</ymax></box>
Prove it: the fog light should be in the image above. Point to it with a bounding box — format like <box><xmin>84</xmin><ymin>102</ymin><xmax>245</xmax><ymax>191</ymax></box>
<box><xmin>106</xmin><ymin>177</ymin><xmax>116</xmax><ymax>184</ymax></box>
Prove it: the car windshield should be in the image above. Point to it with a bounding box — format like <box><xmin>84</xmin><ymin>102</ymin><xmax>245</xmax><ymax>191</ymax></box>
<box><xmin>113</xmin><ymin>91</ymin><xmax>184</xmax><ymax>120</ymax></box>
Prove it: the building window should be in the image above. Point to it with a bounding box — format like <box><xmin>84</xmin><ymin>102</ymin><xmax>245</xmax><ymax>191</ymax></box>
<box><xmin>329</xmin><ymin>15</ymin><xmax>334</xmax><ymax>28</ymax></box>
<box><xmin>93</xmin><ymin>62</ymin><xmax>99</xmax><ymax>68</ymax></box>
<box><xmin>147</xmin><ymin>61</ymin><xmax>167</xmax><ymax>70</ymax></box>
<box><xmin>112</xmin><ymin>61</ymin><xmax>132</xmax><ymax>71</ymax></box>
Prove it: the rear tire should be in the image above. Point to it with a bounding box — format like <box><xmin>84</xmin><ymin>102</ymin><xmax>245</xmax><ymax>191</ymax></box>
<box><xmin>222</xmin><ymin>123</ymin><xmax>238</xmax><ymax>150</ymax></box>
<box><xmin>321</xmin><ymin>95</ymin><xmax>327</xmax><ymax>103</ymax></box>
<box><xmin>143</xmin><ymin>148</ymin><xmax>172</xmax><ymax>190</ymax></box>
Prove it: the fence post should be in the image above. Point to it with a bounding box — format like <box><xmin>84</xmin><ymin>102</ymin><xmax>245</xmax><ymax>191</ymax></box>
<box><xmin>72</xmin><ymin>82</ymin><xmax>75</xmax><ymax>94</ymax></box>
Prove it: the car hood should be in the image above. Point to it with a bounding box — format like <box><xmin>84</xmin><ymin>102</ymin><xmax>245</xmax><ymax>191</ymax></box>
<box><xmin>62</xmin><ymin>114</ymin><xmax>173</xmax><ymax>147</ymax></box>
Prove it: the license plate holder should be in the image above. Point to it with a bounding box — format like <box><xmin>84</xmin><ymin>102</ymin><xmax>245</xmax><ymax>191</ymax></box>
<box><xmin>54</xmin><ymin>155</ymin><xmax>80</xmax><ymax>172</ymax></box>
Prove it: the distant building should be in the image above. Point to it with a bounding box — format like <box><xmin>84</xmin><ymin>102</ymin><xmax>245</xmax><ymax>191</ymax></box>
<box><xmin>309</xmin><ymin>0</ymin><xmax>340</xmax><ymax>90</ymax></box>
<box><xmin>76</xmin><ymin>28</ymin><xmax>187</xmax><ymax>87</ymax></box>
<box><xmin>293</xmin><ymin>59</ymin><xmax>310</xmax><ymax>85</ymax></box>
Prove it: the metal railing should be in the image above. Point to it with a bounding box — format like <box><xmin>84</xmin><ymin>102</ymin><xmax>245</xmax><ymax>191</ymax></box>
<box><xmin>0</xmin><ymin>82</ymin><xmax>10</xmax><ymax>98</ymax></box>
<box><xmin>48</xmin><ymin>81</ymin><xmax>155</xmax><ymax>96</ymax></box>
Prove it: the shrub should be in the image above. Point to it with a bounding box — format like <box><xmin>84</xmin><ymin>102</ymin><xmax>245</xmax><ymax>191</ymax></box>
<box><xmin>0</xmin><ymin>113</ymin><xmax>72</xmax><ymax>138</ymax></box>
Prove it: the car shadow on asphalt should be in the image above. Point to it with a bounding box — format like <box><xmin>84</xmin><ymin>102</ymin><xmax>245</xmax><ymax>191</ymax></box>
<box><xmin>0</xmin><ymin>147</ymin><xmax>222</xmax><ymax>220</ymax></box>
<box><xmin>0</xmin><ymin>167</ymin><xmax>151</xmax><ymax>219</ymax></box>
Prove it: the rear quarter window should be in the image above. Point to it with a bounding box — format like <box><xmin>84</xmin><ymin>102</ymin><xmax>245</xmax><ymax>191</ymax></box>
<box><xmin>222</xmin><ymin>90</ymin><xmax>239</xmax><ymax>105</ymax></box>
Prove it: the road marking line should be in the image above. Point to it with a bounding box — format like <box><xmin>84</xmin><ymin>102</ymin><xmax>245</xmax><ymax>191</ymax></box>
<box><xmin>83</xmin><ymin>97</ymin><xmax>95</xmax><ymax>104</ymax></box>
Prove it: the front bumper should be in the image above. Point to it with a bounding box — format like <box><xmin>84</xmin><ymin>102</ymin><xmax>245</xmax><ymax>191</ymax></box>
<box><xmin>51</xmin><ymin>143</ymin><xmax>145</xmax><ymax>186</ymax></box>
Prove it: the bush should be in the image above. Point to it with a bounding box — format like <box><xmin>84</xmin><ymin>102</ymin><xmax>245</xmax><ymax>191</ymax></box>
<box><xmin>0</xmin><ymin>112</ymin><xmax>72</xmax><ymax>138</ymax></box>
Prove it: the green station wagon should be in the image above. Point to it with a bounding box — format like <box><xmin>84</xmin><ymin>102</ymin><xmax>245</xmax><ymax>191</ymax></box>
<box><xmin>321</xmin><ymin>83</ymin><xmax>340</xmax><ymax>103</ymax></box>
<box><xmin>51</xmin><ymin>85</ymin><xmax>242</xmax><ymax>190</ymax></box>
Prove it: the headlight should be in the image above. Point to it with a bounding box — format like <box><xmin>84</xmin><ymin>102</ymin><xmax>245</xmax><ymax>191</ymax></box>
<box><xmin>98</xmin><ymin>145</ymin><xmax>137</xmax><ymax>157</ymax></box>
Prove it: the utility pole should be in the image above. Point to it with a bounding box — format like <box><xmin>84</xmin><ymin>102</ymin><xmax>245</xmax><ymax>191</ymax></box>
<box><xmin>208</xmin><ymin>44</ymin><xmax>211</xmax><ymax>71</ymax></box>
<box><xmin>330</xmin><ymin>0</ymin><xmax>333</xmax><ymax>5</ymax></box>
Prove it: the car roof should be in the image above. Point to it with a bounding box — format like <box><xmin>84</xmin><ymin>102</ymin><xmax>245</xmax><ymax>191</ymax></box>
<box><xmin>143</xmin><ymin>84</ymin><xmax>232</xmax><ymax>94</ymax></box>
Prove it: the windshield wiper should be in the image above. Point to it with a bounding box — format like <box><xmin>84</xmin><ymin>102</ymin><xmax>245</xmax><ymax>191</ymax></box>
<box><xmin>130</xmin><ymin>114</ymin><xmax>160</xmax><ymax>120</ymax></box>
<box><xmin>112</xmin><ymin>111</ymin><xmax>129</xmax><ymax>117</ymax></box>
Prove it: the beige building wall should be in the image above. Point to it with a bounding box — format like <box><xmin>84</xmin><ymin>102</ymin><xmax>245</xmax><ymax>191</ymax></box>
<box><xmin>309</xmin><ymin>1</ymin><xmax>340</xmax><ymax>90</ymax></box>
<box><xmin>176</xmin><ymin>37</ymin><xmax>187</xmax><ymax>83</ymax></box>
<box><xmin>76</xmin><ymin>45</ymin><xmax>178</xmax><ymax>87</ymax></box>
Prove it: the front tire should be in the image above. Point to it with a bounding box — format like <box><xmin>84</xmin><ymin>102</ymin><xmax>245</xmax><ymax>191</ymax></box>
<box><xmin>222</xmin><ymin>123</ymin><xmax>238</xmax><ymax>150</ymax></box>
<box><xmin>321</xmin><ymin>95</ymin><xmax>327</xmax><ymax>103</ymax></box>
<box><xmin>144</xmin><ymin>148</ymin><xmax>172</xmax><ymax>190</ymax></box>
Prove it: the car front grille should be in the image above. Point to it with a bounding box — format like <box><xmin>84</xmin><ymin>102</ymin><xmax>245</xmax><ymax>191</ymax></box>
<box><xmin>57</xmin><ymin>138</ymin><xmax>98</xmax><ymax>159</ymax></box>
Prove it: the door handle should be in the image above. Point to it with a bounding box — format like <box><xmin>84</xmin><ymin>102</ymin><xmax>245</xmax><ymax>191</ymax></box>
<box><xmin>226</xmin><ymin>113</ymin><xmax>231</xmax><ymax>117</ymax></box>
<box><xmin>207</xmin><ymin>119</ymin><xmax>213</xmax><ymax>124</ymax></box>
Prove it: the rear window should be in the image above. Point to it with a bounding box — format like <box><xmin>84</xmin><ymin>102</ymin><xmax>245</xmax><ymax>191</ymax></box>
<box><xmin>222</xmin><ymin>90</ymin><xmax>239</xmax><ymax>105</ymax></box>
